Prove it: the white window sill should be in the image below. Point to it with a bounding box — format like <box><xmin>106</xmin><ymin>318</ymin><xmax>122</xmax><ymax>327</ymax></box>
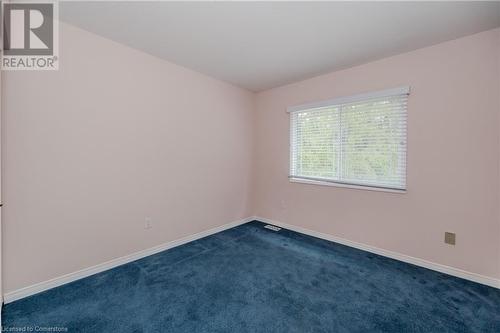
<box><xmin>289</xmin><ymin>177</ymin><xmax>407</xmax><ymax>194</ymax></box>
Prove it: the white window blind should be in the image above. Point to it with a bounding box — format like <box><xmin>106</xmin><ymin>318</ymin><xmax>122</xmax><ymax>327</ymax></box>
<box><xmin>289</xmin><ymin>87</ymin><xmax>408</xmax><ymax>191</ymax></box>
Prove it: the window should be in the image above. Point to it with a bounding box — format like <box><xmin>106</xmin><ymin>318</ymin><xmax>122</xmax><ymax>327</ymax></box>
<box><xmin>289</xmin><ymin>87</ymin><xmax>408</xmax><ymax>192</ymax></box>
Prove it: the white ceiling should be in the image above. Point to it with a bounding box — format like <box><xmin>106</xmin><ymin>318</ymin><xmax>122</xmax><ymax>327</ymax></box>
<box><xmin>60</xmin><ymin>1</ymin><xmax>500</xmax><ymax>92</ymax></box>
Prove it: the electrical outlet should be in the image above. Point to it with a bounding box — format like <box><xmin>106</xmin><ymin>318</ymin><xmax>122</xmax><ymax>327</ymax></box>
<box><xmin>444</xmin><ymin>232</ymin><xmax>455</xmax><ymax>245</ymax></box>
<box><xmin>144</xmin><ymin>217</ymin><xmax>152</xmax><ymax>230</ymax></box>
<box><xmin>280</xmin><ymin>199</ymin><xmax>286</xmax><ymax>210</ymax></box>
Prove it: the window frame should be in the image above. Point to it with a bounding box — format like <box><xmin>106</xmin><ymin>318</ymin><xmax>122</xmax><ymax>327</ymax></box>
<box><xmin>288</xmin><ymin>87</ymin><xmax>409</xmax><ymax>194</ymax></box>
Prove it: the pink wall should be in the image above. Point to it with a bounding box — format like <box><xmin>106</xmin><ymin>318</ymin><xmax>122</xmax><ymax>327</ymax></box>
<box><xmin>2</xmin><ymin>23</ymin><xmax>255</xmax><ymax>293</ymax></box>
<box><xmin>3</xmin><ymin>23</ymin><xmax>500</xmax><ymax>294</ymax></box>
<box><xmin>498</xmin><ymin>30</ymin><xmax>500</xmax><ymax>277</ymax></box>
<box><xmin>253</xmin><ymin>29</ymin><xmax>500</xmax><ymax>279</ymax></box>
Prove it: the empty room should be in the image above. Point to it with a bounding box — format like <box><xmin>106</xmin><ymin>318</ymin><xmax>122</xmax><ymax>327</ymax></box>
<box><xmin>1</xmin><ymin>1</ymin><xmax>500</xmax><ymax>332</ymax></box>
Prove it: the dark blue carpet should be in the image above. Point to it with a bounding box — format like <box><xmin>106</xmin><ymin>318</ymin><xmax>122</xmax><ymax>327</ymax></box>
<box><xmin>3</xmin><ymin>221</ymin><xmax>500</xmax><ymax>332</ymax></box>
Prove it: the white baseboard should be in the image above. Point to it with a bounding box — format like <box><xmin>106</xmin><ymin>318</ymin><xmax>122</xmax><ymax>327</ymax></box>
<box><xmin>5</xmin><ymin>215</ymin><xmax>498</xmax><ymax>304</ymax></box>
<box><xmin>3</xmin><ymin>216</ymin><xmax>254</xmax><ymax>304</ymax></box>
<box><xmin>253</xmin><ymin>216</ymin><xmax>500</xmax><ymax>289</ymax></box>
